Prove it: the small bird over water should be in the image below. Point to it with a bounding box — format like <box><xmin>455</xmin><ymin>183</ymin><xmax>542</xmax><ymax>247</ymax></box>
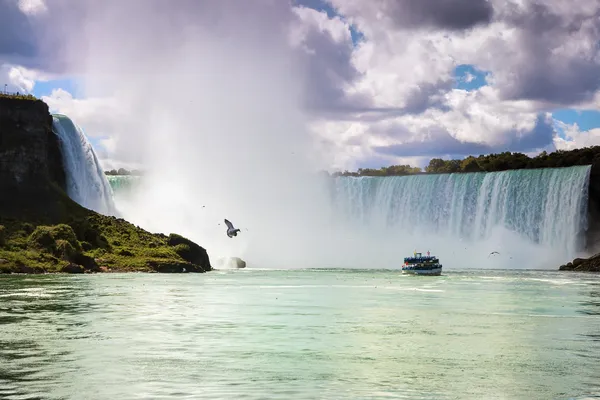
<box><xmin>488</xmin><ymin>251</ymin><xmax>500</xmax><ymax>257</ymax></box>
<box><xmin>224</xmin><ymin>219</ymin><xmax>241</xmax><ymax>238</ymax></box>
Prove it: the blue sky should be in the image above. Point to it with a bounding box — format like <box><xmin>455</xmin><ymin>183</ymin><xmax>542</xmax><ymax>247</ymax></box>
<box><xmin>454</xmin><ymin>64</ymin><xmax>600</xmax><ymax>135</ymax></box>
<box><xmin>32</xmin><ymin>77</ymin><xmax>81</xmax><ymax>98</ymax></box>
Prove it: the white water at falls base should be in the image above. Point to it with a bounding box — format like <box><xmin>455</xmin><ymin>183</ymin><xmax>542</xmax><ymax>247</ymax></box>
<box><xmin>52</xmin><ymin>114</ymin><xmax>117</xmax><ymax>216</ymax></box>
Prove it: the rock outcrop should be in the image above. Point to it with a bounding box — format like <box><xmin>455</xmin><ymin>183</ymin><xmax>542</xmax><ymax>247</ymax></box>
<box><xmin>559</xmin><ymin>255</ymin><xmax>600</xmax><ymax>272</ymax></box>
<box><xmin>0</xmin><ymin>96</ymin><xmax>65</xmax><ymax>193</ymax></box>
<box><xmin>215</xmin><ymin>257</ymin><xmax>247</xmax><ymax>269</ymax></box>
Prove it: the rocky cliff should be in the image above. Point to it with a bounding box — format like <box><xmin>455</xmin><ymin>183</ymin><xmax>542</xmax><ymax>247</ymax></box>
<box><xmin>0</xmin><ymin>95</ymin><xmax>212</xmax><ymax>273</ymax></box>
<box><xmin>584</xmin><ymin>164</ymin><xmax>600</xmax><ymax>254</ymax></box>
<box><xmin>0</xmin><ymin>96</ymin><xmax>65</xmax><ymax>193</ymax></box>
<box><xmin>559</xmin><ymin>255</ymin><xmax>600</xmax><ymax>272</ymax></box>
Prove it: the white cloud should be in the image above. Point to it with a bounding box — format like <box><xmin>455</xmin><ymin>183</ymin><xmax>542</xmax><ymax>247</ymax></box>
<box><xmin>0</xmin><ymin>63</ymin><xmax>38</xmax><ymax>93</ymax></box>
<box><xmin>554</xmin><ymin>122</ymin><xmax>600</xmax><ymax>151</ymax></box>
<box><xmin>41</xmin><ymin>88</ymin><xmax>129</xmax><ymax>138</ymax></box>
<box><xmin>17</xmin><ymin>0</ymin><xmax>47</xmax><ymax>15</ymax></box>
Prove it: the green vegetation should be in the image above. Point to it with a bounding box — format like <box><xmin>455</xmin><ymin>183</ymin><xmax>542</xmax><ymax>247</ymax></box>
<box><xmin>105</xmin><ymin>168</ymin><xmax>144</xmax><ymax>176</ymax></box>
<box><xmin>0</xmin><ymin>93</ymin><xmax>38</xmax><ymax>102</ymax></box>
<box><xmin>0</xmin><ymin>185</ymin><xmax>211</xmax><ymax>274</ymax></box>
<box><xmin>333</xmin><ymin>164</ymin><xmax>422</xmax><ymax>177</ymax></box>
<box><xmin>333</xmin><ymin>147</ymin><xmax>600</xmax><ymax>177</ymax></box>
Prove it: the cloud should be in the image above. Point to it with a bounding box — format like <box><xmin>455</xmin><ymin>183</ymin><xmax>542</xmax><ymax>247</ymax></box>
<box><xmin>18</xmin><ymin>0</ymin><xmax>47</xmax><ymax>15</ymax></box>
<box><xmin>0</xmin><ymin>0</ymin><xmax>39</xmax><ymax>65</ymax></box>
<box><xmin>0</xmin><ymin>63</ymin><xmax>44</xmax><ymax>93</ymax></box>
<box><xmin>290</xmin><ymin>6</ymin><xmax>373</xmax><ymax>114</ymax></box>
<box><xmin>4</xmin><ymin>0</ymin><xmax>600</xmax><ymax>171</ymax></box>
<box><xmin>328</xmin><ymin>0</ymin><xmax>493</xmax><ymax>32</ymax></box>
<box><xmin>373</xmin><ymin>113</ymin><xmax>554</xmax><ymax>158</ymax></box>
<box><xmin>490</xmin><ymin>1</ymin><xmax>600</xmax><ymax>105</ymax></box>
<box><xmin>554</xmin><ymin>122</ymin><xmax>600</xmax><ymax>151</ymax></box>
<box><xmin>376</xmin><ymin>0</ymin><xmax>494</xmax><ymax>31</ymax></box>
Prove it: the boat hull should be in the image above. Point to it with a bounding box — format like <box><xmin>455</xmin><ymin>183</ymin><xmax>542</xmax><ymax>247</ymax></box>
<box><xmin>401</xmin><ymin>266</ymin><xmax>442</xmax><ymax>276</ymax></box>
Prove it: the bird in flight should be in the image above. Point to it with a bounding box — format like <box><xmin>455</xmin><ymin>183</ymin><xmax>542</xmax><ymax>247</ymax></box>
<box><xmin>488</xmin><ymin>251</ymin><xmax>500</xmax><ymax>257</ymax></box>
<box><xmin>224</xmin><ymin>219</ymin><xmax>241</xmax><ymax>238</ymax></box>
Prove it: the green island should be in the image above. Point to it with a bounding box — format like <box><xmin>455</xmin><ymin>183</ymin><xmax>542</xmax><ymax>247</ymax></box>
<box><xmin>0</xmin><ymin>94</ymin><xmax>211</xmax><ymax>274</ymax></box>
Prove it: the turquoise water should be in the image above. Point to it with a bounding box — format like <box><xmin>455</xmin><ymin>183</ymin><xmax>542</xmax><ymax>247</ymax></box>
<box><xmin>1</xmin><ymin>269</ymin><xmax>599</xmax><ymax>399</ymax></box>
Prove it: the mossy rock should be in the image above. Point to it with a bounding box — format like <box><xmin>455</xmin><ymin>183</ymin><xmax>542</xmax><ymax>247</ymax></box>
<box><xmin>167</xmin><ymin>233</ymin><xmax>211</xmax><ymax>271</ymax></box>
<box><xmin>117</xmin><ymin>249</ymin><xmax>134</xmax><ymax>257</ymax></box>
<box><xmin>61</xmin><ymin>263</ymin><xmax>84</xmax><ymax>274</ymax></box>
<box><xmin>55</xmin><ymin>239</ymin><xmax>77</xmax><ymax>261</ymax></box>
<box><xmin>72</xmin><ymin>253</ymin><xmax>99</xmax><ymax>271</ymax></box>
<box><xmin>29</xmin><ymin>226</ymin><xmax>56</xmax><ymax>250</ymax></box>
<box><xmin>29</xmin><ymin>224</ymin><xmax>81</xmax><ymax>253</ymax></box>
<box><xmin>173</xmin><ymin>243</ymin><xmax>193</xmax><ymax>259</ymax></box>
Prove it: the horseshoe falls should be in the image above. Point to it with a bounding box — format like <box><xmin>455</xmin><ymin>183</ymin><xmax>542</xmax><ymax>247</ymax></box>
<box><xmin>52</xmin><ymin>114</ymin><xmax>117</xmax><ymax>216</ymax></box>
<box><xmin>329</xmin><ymin>165</ymin><xmax>591</xmax><ymax>269</ymax></box>
<box><xmin>106</xmin><ymin>166</ymin><xmax>591</xmax><ymax>270</ymax></box>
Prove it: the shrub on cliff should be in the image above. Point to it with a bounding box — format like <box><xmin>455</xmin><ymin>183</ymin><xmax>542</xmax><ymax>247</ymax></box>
<box><xmin>56</xmin><ymin>239</ymin><xmax>77</xmax><ymax>261</ymax></box>
<box><xmin>29</xmin><ymin>224</ymin><xmax>81</xmax><ymax>254</ymax></box>
<box><xmin>0</xmin><ymin>225</ymin><xmax>5</xmax><ymax>247</ymax></box>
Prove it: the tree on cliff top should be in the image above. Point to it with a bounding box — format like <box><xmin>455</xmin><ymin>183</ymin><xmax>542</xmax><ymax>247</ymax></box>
<box><xmin>333</xmin><ymin>146</ymin><xmax>600</xmax><ymax>176</ymax></box>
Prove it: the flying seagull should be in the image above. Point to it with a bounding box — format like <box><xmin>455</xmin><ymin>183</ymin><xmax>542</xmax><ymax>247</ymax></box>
<box><xmin>488</xmin><ymin>251</ymin><xmax>500</xmax><ymax>257</ymax></box>
<box><xmin>224</xmin><ymin>219</ymin><xmax>241</xmax><ymax>238</ymax></box>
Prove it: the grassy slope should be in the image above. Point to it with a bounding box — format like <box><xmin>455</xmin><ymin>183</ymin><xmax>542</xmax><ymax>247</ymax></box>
<box><xmin>0</xmin><ymin>184</ymin><xmax>211</xmax><ymax>274</ymax></box>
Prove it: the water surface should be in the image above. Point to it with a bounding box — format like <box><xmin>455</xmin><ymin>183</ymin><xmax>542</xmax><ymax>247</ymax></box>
<box><xmin>1</xmin><ymin>269</ymin><xmax>599</xmax><ymax>399</ymax></box>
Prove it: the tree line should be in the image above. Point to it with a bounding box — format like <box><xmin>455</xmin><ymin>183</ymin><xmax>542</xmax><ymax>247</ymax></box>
<box><xmin>104</xmin><ymin>169</ymin><xmax>144</xmax><ymax>176</ymax></box>
<box><xmin>332</xmin><ymin>146</ymin><xmax>600</xmax><ymax>177</ymax></box>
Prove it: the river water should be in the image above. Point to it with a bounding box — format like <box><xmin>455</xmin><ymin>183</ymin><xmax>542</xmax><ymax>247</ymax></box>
<box><xmin>1</xmin><ymin>269</ymin><xmax>599</xmax><ymax>400</ymax></box>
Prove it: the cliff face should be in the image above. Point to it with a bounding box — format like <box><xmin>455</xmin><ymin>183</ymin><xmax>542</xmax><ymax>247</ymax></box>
<box><xmin>585</xmin><ymin>165</ymin><xmax>600</xmax><ymax>254</ymax></box>
<box><xmin>0</xmin><ymin>97</ymin><xmax>66</xmax><ymax>193</ymax></box>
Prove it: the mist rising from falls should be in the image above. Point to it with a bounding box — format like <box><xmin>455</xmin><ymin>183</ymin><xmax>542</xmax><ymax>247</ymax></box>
<box><xmin>52</xmin><ymin>114</ymin><xmax>117</xmax><ymax>216</ymax></box>
<box><xmin>108</xmin><ymin>166</ymin><xmax>591</xmax><ymax>270</ymax></box>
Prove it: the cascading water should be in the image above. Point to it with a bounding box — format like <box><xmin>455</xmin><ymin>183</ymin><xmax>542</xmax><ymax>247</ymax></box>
<box><xmin>106</xmin><ymin>175</ymin><xmax>140</xmax><ymax>194</ymax></box>
<box><xmin>330</xmin><ymin>166</ymin><xmax>591</xmax><ymax>268</ymax></box>
<box><xmin>52</xmin><ymin>114</ymin><xmax>117</xmax><ymax>216</ymax></box>
<box><xmin>107</xmin><ymin>166</ymin><xmax>591</xmax><ymax>270</ymax></box>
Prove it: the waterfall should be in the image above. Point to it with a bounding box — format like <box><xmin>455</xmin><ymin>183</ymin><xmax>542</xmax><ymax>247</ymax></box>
<box><xmin>106</xmin><ymin>166</ymin><xmax>591</xmax><ymax>269</ymax></box>
<box><xmin>52</xmin><ymin>114</ymin><xmax>117</xmax><ymax>216</ymax></box>
<box><xmin>331</xmin><ymin>166</ymin><xmax>591</xmax><ymax>267</ymax></box>
<box><xmin>106</xmin><ymin>175</ymin><xmax>141</xmax><ymax>193</ymax></box>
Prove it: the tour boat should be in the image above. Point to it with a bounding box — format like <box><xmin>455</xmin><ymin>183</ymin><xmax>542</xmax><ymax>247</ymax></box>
<box><xmin>402</xmin><ymin>251</ymin><xmax>442</xmax><ymax>276</ymax></box>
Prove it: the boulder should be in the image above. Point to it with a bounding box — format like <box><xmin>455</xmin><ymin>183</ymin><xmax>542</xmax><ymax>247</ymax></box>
<box><xmin>167</xmin><ymin>233</ymin><xmax>212</xmax><ymax>271</ymax></box>
<box><xmin>61</xmin><ymin>263</ymin><xmax>84</xmax><ymax>274</ymax></box>
<box><xmin>215</xmin><ymin>257</ymin><xmax>247</xmax><ymax>269</ymax></box>
<box><xmin>560</xmin><ymin>254</ymin><xmax>600</xmax><ymax>272</ymax></box>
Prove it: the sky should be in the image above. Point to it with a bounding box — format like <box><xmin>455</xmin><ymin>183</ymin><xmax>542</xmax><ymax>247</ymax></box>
<box><xmin>1</xmin><ymin>0</ymin><xmax>600</xmax><ymax>171</ymax></box>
